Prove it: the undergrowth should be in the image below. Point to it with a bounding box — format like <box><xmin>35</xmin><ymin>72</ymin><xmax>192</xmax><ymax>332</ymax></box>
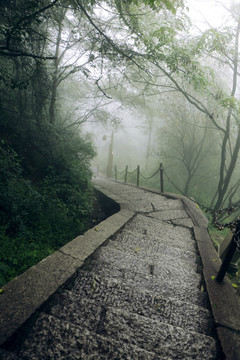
<box><xmin>0</xmin><ymin>143</ymin><xmax>96</xmax><ymax>287</ymax></box>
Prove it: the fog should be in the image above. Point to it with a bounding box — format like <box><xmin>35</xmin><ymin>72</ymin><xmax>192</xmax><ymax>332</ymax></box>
<box><xmin>82</xmin><ymin>0</ymin><xmax>240</xmax><ymax>220</ymax></box>
<box><xmin>2</xmin><ymin>0</ymin><xmax>240</xmax><ymax>225</ymax></box>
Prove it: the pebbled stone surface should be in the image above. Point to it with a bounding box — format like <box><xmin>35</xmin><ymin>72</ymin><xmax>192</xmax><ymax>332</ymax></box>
<box><xmin>48</xmin><ymin>271</ymin><xmax>214</xmax><ymax>335</ymax></box>
<box><xmin>18</xmin><ymin>309</ymin><xmax>216</xmax><ymax>360</ymax></box>
<box><xmin>1</xmin><ymin>179</ymin><xmax>218</xmax><ymax>359</ymax></box>
<box><xmin>124</xmin><ymin>214</ymin><xmax>197</xmax><ymax>252</ymax></box>
<box><xmin>148</xmin><ymin>209</ymin><xmax>190</xmax><ymax>221</ymax></box>
<box><xmin>101</xmin><ymin>307</ymin><xmax>216</xmax><ymax>359</ymax></box>
<box><xmin>89</xmin><ymin>245</ymin><xmax>201</xmax><ymax>285</ymax></box>
<box><xmin>19</xmin><ymin>313</ymin><xmax>158</xmax><ymax>360</ymax></box>
<box><xmin>80</xmin><ymin>255</ymin><xmax>208</xmax><ymax>307</ymax></box>
<box><xmin>95</xmin><ymin>181</ymin><xmax>184</xmax><ymax>213</ymax></box>
<box><xmin>108</xmin><ymin>232</ymin><xmax>197</xmax><ymax>264</ymax></box>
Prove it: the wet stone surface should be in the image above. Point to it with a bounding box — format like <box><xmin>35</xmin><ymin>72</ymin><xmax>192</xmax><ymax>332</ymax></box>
<box><xmin>89</xmin><ymin>245</ymin><xmax>201</xmax><ymax>285</ymax></box>
<box><xmin>2</xmin><ymin>179</ymin><xmax>218</xmax><ymax>359</ymax></box>
<box><xmin>81</xmin><ymin>259</ymin><xmax>208</xmax><ymax>307</ymax></box>
<box><xmin>48</xmin><ymin>271</ymin><xmax>214</xmax><ymax>335</ymax></box>
<box><xmin>19</xmin><ymin>313</ymin><xmax>158</xmax><ymax>360</ymax></box>
<box><xmin>124</xmin><ymin>214</ymin><xmax>197</xmax><ymax>252</ymax></box>
<box><xmin>170</xmin><ymin>217</ymin><xmax>195</xmax><ymax>228</ymax></box>
<box><xmin>108</xmin><ymin>232</ymin><xmax>197</xmax><ymax>263</ymax></box>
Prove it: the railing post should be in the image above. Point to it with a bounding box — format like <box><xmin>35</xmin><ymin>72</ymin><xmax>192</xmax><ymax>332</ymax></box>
<box><xmin>160</xmin><ymin>163</ymin><xmax>164</xmax><ymax>192</ymax></box>
<box><xmin>137</xmin><ymin>165</ymin><xmax>140</xmax><ymax>186</ymax></box>
<box><xmin>107</xmin><ymin>130</ymin><xmax>114</xmax><ymax>178</ymax></box>
<box><xmin>216</xmin><ymin>220</ymin><xmax>240</xmax><ymax>282</ymax></box>
<box><xmin>124</xmin><ymin>165</ymin><xmax>128</xmax><ymax>183</ymax></box>
<box><xmin>114</xmin><ymin>165</ymin><xmax>117</xmax><ymax>181</ymax></box>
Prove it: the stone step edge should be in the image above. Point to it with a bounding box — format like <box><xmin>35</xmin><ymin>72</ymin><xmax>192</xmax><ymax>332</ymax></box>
<box><xmin>18</xmin><ymin>313</ymin><xmax>160</xmax><ymax>360</ymax></box>
<box><xmin>64</xmin><ymin>269</ymin><xmax>212</xmax><ymax>317</ymax></box>
<box><xmin>108</xmin><ymin>231</ymin><xmax>198</xmax><ymax>256</ymax></box>
<box><xmin>22</xmin><ymin>311</ymin><xmax>216</xmax><ymax>358</ymax></box>
<box><xmin>47</xmin><ymin>285</ymin><xmax>214</xmax><ymax>336</ymax></box>
<box><xmin>100</xmin><ymin>240</ymin><xmax>199</xmax><ymax>272</ymax></box>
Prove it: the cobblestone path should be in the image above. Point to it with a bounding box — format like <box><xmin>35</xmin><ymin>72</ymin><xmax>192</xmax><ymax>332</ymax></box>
<box><xmin>1</xmin><ymin>179</ymin><xmax>219</xmax><ymax>359</ymax></box>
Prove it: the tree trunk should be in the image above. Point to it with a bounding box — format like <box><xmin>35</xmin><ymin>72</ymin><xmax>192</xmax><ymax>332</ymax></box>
<box><xmin>213</xmin><ymin>18</ymin><xmax>240</xmax><ymax>211</ymax></box>
<box><xmin>214</xmin><ymin>126</ymin><xmax>240</xmax><ymax>210</ymax></box>
<box><xmin>48</xmin><ymin>9</ymin><xmax>67</xmax><ymax>125</ymax></box>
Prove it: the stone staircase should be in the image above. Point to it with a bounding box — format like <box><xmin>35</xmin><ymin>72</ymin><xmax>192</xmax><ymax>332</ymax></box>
<box><xmin>1</xmin><ymin>179</ymin><xmax>220</xmax><ymax>359</ymax></box>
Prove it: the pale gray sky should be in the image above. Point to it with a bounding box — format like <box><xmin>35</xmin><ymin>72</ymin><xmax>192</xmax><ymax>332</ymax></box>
<box><xmin>187</xmin><ymin>0</ymin><xmax>231</xmax><ymax>31</ymax></box>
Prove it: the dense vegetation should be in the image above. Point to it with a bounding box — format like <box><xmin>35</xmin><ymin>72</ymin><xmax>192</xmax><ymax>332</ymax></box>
<box><xmin>0</xmin><ymin>0</ymin><xmax>98</xmax><ymax>286</ymax></box>
<box><xmin>0</xmin><ymin>0</ymin><xmax>181</xmax><ymax>286</ymax></box>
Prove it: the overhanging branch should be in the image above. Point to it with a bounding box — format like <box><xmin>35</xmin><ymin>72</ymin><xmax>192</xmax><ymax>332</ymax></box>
<box><xmin>0</xmin><ymin>48</ymin><xmax>56</xmax><ymax>59</ymax></box>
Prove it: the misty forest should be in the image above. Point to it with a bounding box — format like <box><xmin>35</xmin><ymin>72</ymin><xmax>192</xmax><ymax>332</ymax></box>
<box><xmin>1</xmin><ymin>0</ymin><xmax>240</xmax><ymax>285</ymax></box>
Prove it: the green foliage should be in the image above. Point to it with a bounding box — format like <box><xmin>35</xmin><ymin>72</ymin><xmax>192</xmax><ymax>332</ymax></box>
<box><xmin>0</xmin><ymin>141</ymin><xmax>96</xmax><ymax>286</ymax></box>
<box><xmin>196</xmin><ymin>27</ymin><xmax>234</xmax><ymax>55</ymax></box>
<box><xmin>128</xmin><ymin>0</ymin><xmax>184</xmax><ymax>13</ymax></box>
<box><xmin>0</xmin><ymin>0</ymin><xmax>54</xmax><ymax>58</ymax></box>
<box><xmin>219</xmin><ymin>96</ymin><xmax>240</xmax><ymax>111</ymax></box>
<box><xmin>0</xmin><ymin>146</ymin><xmax>41</xmax><ymax>233</ymax></box>
<box><xmin>0</xmin><ymin>0</ymin><xmax>101</xmax><ymax>287</ymax></box>
<box><xmin>0</xmin><ymin>261</ymin><xmax>11</xmax><ymax>287</ymax></box>
<box><xmin>228</xmin><ymin>268</ymin><xmax>240</xmax><ymax>292</ymax></box>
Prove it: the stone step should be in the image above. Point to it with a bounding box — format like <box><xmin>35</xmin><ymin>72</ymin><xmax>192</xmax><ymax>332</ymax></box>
<box><xmin>139</xmin><ymin>193</ymin><xmax>184</xmax><ymax>212</ymax></box>
<box><xmin>93</xmin><ymin>245</ymin><xmax>201</xmax><ymax>287</ymax></box>
<box><xmin>49</xmin><ymin>271</ymin><xmax>214</xmax><ymax>335</ymax></box>
<box><xmin>123</xmin><ymin>214</ymin><xmax>197</xmax><ymax>252</ymax></box>
<box><xmin>18</xmin><ymin>313</ymin><xmax>157</xmax><ymax>360</ymax></box>
<box><xmin>82</xmin><ymin>257</ymin><xmax>208</xmax><ymax>307</ymax></box>
<box><xmin>109</xmin><ymin>230</ymin><xmax>197</xmax><ymax>265</ymax></box>
<box><xmin>97</xmin><ymin>306</ymin><xmax>217</xmax><ymax>359</ymax></box>
<box><xmin>19</xmin><ymin>309</ymin><xmax>217</xmax><ymax>360</ymax></box>
<box><xmin>96</xmin><ymin>182</ymin><xmax>185</xmax><ymax>212</ymax></box>
<box><xmin>106</xmin><ymin>237</ymin><xmax>198</xmax><ymax>272</ymax></box>
<box><xmin>86</xmin><ymin>242</ymin><xmax>202</xmax><ymax>285</ymax></box>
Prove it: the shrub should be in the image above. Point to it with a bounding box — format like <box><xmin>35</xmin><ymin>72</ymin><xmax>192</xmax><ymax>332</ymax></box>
<box><xmin>0</xmin><ymin>139</ymin><xmax>95</xmax><ymax>286</ymax></box>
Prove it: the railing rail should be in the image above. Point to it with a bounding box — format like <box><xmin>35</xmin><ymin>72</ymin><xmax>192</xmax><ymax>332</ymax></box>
<box><xmin>109</xmin><ymin>163</ymin><xmax>164</xmax><ymax>192</ymax></box>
